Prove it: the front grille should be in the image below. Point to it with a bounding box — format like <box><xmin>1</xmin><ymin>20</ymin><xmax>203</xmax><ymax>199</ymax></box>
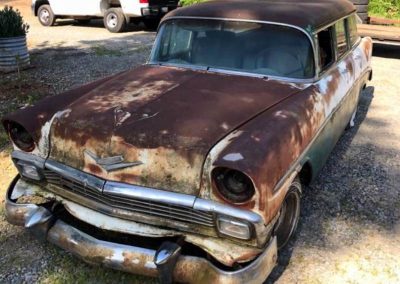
<box><xmin>43</xmin><ymin>169</ymin><xmax>215</xmax><ymax>227</ymax></box>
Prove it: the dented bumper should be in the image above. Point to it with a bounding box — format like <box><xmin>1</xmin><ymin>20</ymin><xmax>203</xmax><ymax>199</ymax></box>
<box><xmin>5</xmin><ymin>177</ymin><xmax>278</xmax><ymax>284</ymax></box>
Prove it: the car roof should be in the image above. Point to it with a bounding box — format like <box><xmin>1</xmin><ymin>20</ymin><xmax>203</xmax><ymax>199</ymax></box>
<box><xmin>163</xmin><ymin>0</ymin><xmax>356</xmax><ymax>32</ymax></box>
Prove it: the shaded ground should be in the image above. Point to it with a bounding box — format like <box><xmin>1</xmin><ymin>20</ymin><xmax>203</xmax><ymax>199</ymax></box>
<box><xmin>1</xmin><ymin>1</ymin><xmax>400</xmax><ymax>283</ymax></box>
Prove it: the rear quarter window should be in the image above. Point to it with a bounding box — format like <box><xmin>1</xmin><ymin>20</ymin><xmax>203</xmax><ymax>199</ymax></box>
<box><xmin>347</xmin><ymin>15</ymin><xmax>359</xmax><ymax>47</ymax></box>
<box><xmin>335</xmin><ymin>19</ymin><xmax>348</xmax><ymax>58</ymax></box>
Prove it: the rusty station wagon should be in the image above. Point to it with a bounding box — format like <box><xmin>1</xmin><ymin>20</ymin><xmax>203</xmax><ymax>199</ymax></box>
<box><xmin>3</xmin><ymin>0</ymin><xmax>372</xmax><ymax>283</ymax></box>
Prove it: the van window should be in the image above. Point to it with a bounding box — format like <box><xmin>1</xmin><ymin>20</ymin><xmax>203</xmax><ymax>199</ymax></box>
<box><xmin>317</xmin><ymin>27</ymin><xmax>334</xmax><ymax>71</ymax></box>
<box><xmin>335</xmin><ymin>19</ymin><xmax>348</xmax><ymax>57</ymax></box>
<box><xmin>347</xmin><ymin>15</ymin><xmax>359</xmax><ymax>47</ymax></box>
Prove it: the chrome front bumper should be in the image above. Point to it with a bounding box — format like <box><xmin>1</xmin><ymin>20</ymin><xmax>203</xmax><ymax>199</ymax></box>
<box><xmin>5</xmin><ymin>177</ymin><xmax>278</xmax><ymax>284</ymax></box>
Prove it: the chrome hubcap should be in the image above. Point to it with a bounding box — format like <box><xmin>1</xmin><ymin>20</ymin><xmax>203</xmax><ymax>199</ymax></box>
<box><xmin>106</xmin><ymin>13</ymin><xmax>118</xmax><ymax>28</ymax></box>
<box><xmin>40</xmin><ymin>9</ymin><xmax>50</xmax><ymax>23</ymax></box>
<box><xmin>275</xmin><ymin>189</ymin><xmax>300</xmax><ymax>249</ymax></box>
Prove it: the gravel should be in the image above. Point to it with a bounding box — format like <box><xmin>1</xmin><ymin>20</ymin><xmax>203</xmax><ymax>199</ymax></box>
<box><xmin>1</xmin><ymin>1</ymin><xmax>400</xmax><ymax>283</ymax></box>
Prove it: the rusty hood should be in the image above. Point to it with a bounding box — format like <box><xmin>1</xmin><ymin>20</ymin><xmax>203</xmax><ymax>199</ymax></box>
<box><xmin>47</xmin><ymin>65</ymin><xmax>303</xmax><ymax>195</ymax></box>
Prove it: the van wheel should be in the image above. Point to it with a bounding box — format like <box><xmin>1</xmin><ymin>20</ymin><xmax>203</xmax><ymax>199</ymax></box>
<box><xmin>37</xmin><ymin>5</ymin><xmax>56</xmax><ymax>26</ymax></box>
<box><xmin>104</xmin><ymin>8</ymin><xmax>126</xmax><ymax>33</ymax></box>
<box><xmin>274</xmin><ymin>178</ymin><xmax>301</xmax><ymax>249</ymax></box>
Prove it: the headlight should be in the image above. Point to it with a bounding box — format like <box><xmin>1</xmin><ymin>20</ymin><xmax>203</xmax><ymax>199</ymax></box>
<box><xmin>17</xmin><ymin>161</ymin><xmax>43</xmax><ymax>181</ymax></box>
<box><xmin>213</xmin><ymin>168</ymin><xmax>255</xmax><ymax>203</ymax></box>
<box><xmin>217</xmin><ymin>216</ymin><xmax>252</xmax><ymax>240</ymax></box>
<box><xmin>6</xmin><ymin>121</ymin><xmax>35</xmax><ymax>152</ymax></box>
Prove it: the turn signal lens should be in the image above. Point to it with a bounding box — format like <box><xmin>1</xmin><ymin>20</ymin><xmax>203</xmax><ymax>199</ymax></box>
<box><xmin>217</xmin><ymin>216</ymin><xmax>251</xmax><ymax>240</ymax></box>
<box><xmin>17</xmin><ymin>161</ymin><xmax>42</xmax><ymax>181</ymax></box>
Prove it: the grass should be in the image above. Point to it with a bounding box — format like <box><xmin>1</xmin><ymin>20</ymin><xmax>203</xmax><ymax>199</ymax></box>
<box><xmin>369</xmin><ymin>0</ymin><xmax>400</xmax><ymax>20</ymax></box>
<box><xmin>0</xmin><ymin>72</ymin><xmax>53</xmax><ymax>148</ymax></box>
<box><xmin>92</xmin><ymin>45</ymin><xmax>123</xmax><ymax>57</ymax></box>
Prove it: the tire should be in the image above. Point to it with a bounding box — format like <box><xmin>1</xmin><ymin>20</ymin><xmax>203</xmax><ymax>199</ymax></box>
<box><xmin>104</xmin><ymin>8</ymin><xmax>126</xmax><ymax>33</ymax></box>
<box><xmin>274</xmin><ymin>178</ymin><xmax>302</xmax><ymax>249</ymax></box>
<box><xmin>37</xmin><ymin>5</ymin><xmax>56</xmax><ymax>27</ymax></box>
<box><xmin>143</xmin><ymin>19</ymin><xmax>160</xmax><ymax>31</ymax></box>
<box><xmin>75</xmin><ymin>19</ymin><xmax>91</xmax><ymax>25</ymax></box>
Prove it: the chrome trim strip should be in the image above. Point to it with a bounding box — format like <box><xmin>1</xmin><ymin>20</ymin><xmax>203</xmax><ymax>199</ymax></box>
<box><xmin>45</xmin><ymin>160</ymin><xmax>105</xmax><ymax>192</ymax></box>
<box><xmin>193</xmin><ymin>198</ymin><xmax>262</xmax><ymax>225</ymax></box>
<box><xmin>149</xmin><ymin>16</ymin><xmax>317</xmax><ymax>83</ymax></box>
<box><xmin>103</xmin><ymin>181</ymin><xmax>196</xmax><ymax>208</ymax></box>
<box><xmin>11</xmin><ymin>151</ymin><xmax>45</xmax><ymax>169</ymax></box>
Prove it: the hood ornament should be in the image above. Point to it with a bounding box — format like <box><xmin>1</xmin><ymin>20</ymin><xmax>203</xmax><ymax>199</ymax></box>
<box><xmin>84</xmin><ymin>150</ymin><xmax>142</xmax><ymax>172</ymax></box>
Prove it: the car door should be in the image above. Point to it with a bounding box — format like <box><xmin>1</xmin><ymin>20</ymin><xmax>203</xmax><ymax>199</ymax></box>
<box><xmin>49</xmin><ymin>0</ymin><xmax>102</xmax><ymax>16</ymax></box>
<box><xmin>306</xmin><ymin>18</ymin><xmax>358</xmax><ymax>174</ymax></box>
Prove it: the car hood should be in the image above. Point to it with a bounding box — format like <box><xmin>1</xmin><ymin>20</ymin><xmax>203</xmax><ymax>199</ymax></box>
<box><xmin>48</xmin><ymin>65</ymin><xmax>302</xmax><ymax>195</ymax></box>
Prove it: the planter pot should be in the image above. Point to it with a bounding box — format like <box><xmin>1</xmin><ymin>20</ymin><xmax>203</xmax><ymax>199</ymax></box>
<box><xmin>0</xmin><ymin>35</ymin><xmax>30</xmax><ymax>72</ymax></box>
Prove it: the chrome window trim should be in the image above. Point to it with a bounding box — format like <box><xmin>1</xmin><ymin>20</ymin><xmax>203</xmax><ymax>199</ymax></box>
<box><xmin>315</xmin><ymin>12</ymin><xmax>362</xmax><ymax>79</ymax></box>
<box><xmin>148</xmin><ymin>16</ymin><xmax>318</xmax><ymax>83</ymax></box>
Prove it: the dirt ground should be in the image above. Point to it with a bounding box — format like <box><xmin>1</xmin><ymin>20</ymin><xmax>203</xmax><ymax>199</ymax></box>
<box><xmin>1</xmin><ymin>1</ymin><xmax>400</xmax><ymax>283</ymax></box>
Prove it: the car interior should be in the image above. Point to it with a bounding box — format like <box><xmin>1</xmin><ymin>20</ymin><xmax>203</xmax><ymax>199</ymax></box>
<box><xmin>155</xmin><ymin>20</ymin><xmax>316</xmax><ymax>79</ymax></box>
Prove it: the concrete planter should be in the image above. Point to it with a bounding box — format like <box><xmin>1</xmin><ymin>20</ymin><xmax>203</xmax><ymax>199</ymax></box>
<box><xmin>0</xmin><ymin>35</ymin><xmax>30</xmax><ymax>72</ymax></box>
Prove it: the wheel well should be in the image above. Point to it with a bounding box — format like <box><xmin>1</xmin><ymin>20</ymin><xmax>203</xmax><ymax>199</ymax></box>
<box><xmin>299</xmin><ymin>161</ymin><xmax>312</xmax><ymax>185</ymax></box>
<box><xmin>100</xmin><ymin>0</ymin><xmax>121</xmax><ymax>13</ymax></box>
<box><xmin>34</xmin><ymin>0</ymin><xmax>49</xmax><ymax>16</ymax></box>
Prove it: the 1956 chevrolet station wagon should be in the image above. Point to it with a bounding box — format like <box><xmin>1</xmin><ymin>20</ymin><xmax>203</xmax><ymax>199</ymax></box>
<box><xmin>3</xmin><ymin>0</ymin><xmax>372</xmax><ymax>283</ymax></box>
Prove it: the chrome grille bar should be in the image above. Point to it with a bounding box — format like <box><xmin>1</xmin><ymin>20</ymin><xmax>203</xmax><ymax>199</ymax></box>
<box><xmin>43</xmin><ymin>169</ymin><xmax>215</xmax><ymax>227</ymax></box>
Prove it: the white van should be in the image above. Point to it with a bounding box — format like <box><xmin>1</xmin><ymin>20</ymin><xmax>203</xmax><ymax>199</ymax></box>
<box><xmin>31</xmin><ymin>0</ymin><xmax>179</xmax><ymax>32</ymax></box>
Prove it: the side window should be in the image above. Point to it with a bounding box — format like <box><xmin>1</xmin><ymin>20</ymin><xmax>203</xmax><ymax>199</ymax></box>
<box><xmin>317</xmin><ymin>27</ymin><xmax>335</xmax><ymax>71</ymax></box>
<box><xmin>346</xmin><ymin>15</ymin><xmax>359</xmax><ymax>47</ymax></box>
<box><xmin>335</xmin><ymin>19</ymin><xmax>348</xmax><ymax>57</ymax></box>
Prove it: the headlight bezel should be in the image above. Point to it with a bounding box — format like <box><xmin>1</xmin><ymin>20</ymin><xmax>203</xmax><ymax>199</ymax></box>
<box><xmin>5</xmin><ymin>121</ymin><xmax>35</xmax><ymax>152</ymax></box>
<box><xmin>212</xmin><ymin>167</ymin><xmax>256</xmax><ymax>204</ymax></box>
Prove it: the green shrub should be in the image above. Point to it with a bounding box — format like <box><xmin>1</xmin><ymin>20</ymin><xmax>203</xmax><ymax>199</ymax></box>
<box><xmin>369</xmin><ymin>0</ymin><xmax>400</xmax><ymax>19</ymax></box>
<box><xmin>180</xmin><ymin>0</ymin><xmax>208</xmax><ymax>6</ymax></box>
<box><xmin>0</xmin><ymin>6</ymin><xmax>29</xmax><ymax>38</ymax></box>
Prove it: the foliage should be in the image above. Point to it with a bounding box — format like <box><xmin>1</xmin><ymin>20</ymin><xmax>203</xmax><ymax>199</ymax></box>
<box><xmin>0</xmin><ymin>6</ymin><xmax>29</xmax><ymax>38</ymax></box>
<box><xmin>369</xmin><ymin>0</ymin><xmax>400</xmax><ymax>19</ymax></box>
<box><xmin>179</xmin><ymin>0</ymin><xmax>208</xmax><ymax>6</ymax></box>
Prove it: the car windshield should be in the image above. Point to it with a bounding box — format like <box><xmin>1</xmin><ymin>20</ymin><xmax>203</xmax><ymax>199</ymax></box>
<box><xmin>150</xmin><ymin>19</ymin><xmax>315</xmax><ymax>79</ymax></box>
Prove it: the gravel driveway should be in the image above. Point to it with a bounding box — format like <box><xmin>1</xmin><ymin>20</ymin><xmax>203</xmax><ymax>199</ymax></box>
<box><xmin>1</xmin><ymin>1</ymin><xmax>400</xmax><ymax>283</ymax></box>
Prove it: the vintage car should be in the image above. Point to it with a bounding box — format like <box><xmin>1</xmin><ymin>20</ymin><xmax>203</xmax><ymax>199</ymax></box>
<box><xmin>3</xmin><ymin>0</ymin><xmax>372</xmax><ymax>283</ymax></box>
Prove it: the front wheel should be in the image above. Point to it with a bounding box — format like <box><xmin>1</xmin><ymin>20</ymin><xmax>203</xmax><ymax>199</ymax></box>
<box><xmin>274</xmin><ymin>178</ymin><xmax>301</xmax><ymax>249</ymax></box>
<box><xmin>104</xmin><ymin>8</ymin><xmax>126</xmax><ymax>33</ymax></box>
<box><xmin>37</xmin><ymin>5</ymin><xmax>56</xmax><ymax>26</ymax></box>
